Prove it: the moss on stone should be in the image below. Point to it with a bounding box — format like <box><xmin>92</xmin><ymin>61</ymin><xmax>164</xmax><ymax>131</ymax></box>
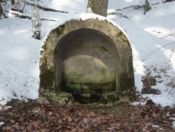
<box><xmin>100</xmin><ymin>46</ymin><xmax>108</xmax><ymax>52</ymax></box>
<box><xmin>40</xmin><ymin>64</ymin><xmax>54</xmax><ymax>90</ymax></box>
<box><xmin>99</xmin><ymin>92</ymin><xmax>119</xmax><ymax>104</ymax></box>
<box><xmin>62</xmin><ymin>81</ymin><xmax>115</xmax><ymax>92</ymax></box>
<box><xmin>40</xmin><ymin>89</ymin><xmax>73</xmax><ymax>104</ymax></box>
<box><xmin>55</xmin><ymin>25</ymin><xmax>65</xmax><ymax>36</ymax></box>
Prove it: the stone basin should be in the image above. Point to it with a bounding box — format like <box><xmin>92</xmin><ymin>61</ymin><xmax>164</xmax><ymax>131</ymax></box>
<box><xmin>40</xmin><ymin>17</ymin><xmax>135</xmax><ymax>104</ymax></box>
<box><xmin>61</xmin><ymin>29</ymin><xmax>117</xmax><ymax>96</ymax></box>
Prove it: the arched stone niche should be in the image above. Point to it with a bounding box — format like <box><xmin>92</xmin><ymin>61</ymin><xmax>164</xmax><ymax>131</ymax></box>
<box><xmin>40</xmin><ymin>18</ymin><xmax>135</xmax><ymax>104</ymax></box>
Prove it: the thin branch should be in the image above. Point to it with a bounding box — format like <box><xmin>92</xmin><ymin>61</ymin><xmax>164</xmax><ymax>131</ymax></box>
<box><xmin>141</xmin><ymin>41</ymin><xmax>175</xmax><ymax>61</ymax></box>
<box><xmin>11</xmin><ymin>10</ymin><xmax>57</xmax><ymax>22</ymax></box>
<box><xmin>109</xmin><ymin>2</ymin><xmax>162</xmax><ymax>16</ymax></box>
<box><xmin>25</xmin><ymin>1</ymin><xmax>68</xmax><ymax>13</ymax></box>
<box><xmin>163</xmin><ymin>0</ymin><xmax>175</xmax><ymax>3</ymax></box>
<box><xmin>115</xmin><ymin>2</ymin><xmax>161</xmax><ymax>12</ymax></box>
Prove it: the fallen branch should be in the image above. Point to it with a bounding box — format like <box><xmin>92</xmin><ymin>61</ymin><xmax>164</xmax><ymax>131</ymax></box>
<box><xmin>115</xmin><ymin>2</ymin><xmax>160</xmax><ymax>11</ymax></box>
<box><xmin>10</xmin><ymin>10</ymin><xmax>57</xmax><ymax>22</ymax></box>
<box><xmin>163</xmin><ymin>0</ymin><xmax>175</xmax><ymax>3</ymax></box>
<box><xmin>109</xmin><ymin>2</ymin><xmax>162</xmax><ymax>16</ymax></box>
<box><xmin>25</xmin><ymin>1</ymin><xmax>68</xmax><ymax>13</ymax></box>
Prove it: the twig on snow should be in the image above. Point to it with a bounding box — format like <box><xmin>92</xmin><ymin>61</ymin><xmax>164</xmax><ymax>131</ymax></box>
<box><xmin>10</xmin><ymin>10</ymin><xmax>57</xmax><ymax>22</ymax></box>
<box><xmin>25</xmin><ymin>1</ymin><xmax>68</xmax><ymax>13</ymax></box>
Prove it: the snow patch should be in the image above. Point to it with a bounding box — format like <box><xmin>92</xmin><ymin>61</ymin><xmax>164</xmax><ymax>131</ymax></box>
<box><xmin>42</xmin><ymin>13</ymin><xmax>130</xmax><ymax>48</ymax></box>
<box><xmin>0</xmin><ymin>122</ymin><xmax>4</xmax><ymax>127</ymax></box>
<box><xmin>173</xmin><ymin>121</ymin><xmax>175</xmax><ymax>129</ymax></box>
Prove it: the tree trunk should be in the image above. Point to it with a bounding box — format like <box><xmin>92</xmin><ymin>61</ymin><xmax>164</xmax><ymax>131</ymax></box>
<box><xmin>0</xmin><ymin>1</ymin><xmax>3</xmax><ymax>17</ymax></box>
<box><xmin>144</xmin><ymin>0</ymin><xmax>151</xmax><ymax>15</ymax></box>
<box><xmin>87</xmin><ymin>0</ymin><xmax>108</xmax><ymax>17</ymax></box>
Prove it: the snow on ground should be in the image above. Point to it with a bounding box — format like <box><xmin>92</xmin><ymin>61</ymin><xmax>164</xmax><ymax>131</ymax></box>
<box><xmin>0</xmin><ymin>0</ymin><xmax>175</xmax><ymax>106</ymax></box>
<box><xmin>173</xmin><ymin>121</ymin><xmax>175</xmax><ymax>129</ymax></box>
<box><xmin>0</xmin><ymin>18</ymin><xmax>41</xmax><ymax>105</ymax></box>
<box><xmin>107</xmin><ymin>0</ymin><xmax>175</xmax><ymax>106</ymax></box>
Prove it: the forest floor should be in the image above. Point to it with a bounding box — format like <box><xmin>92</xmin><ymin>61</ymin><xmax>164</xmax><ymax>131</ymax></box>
<box><xmin>0</xmin><ymin>100</ymin><xmax>174</xmax><ymax>131</ymax></box>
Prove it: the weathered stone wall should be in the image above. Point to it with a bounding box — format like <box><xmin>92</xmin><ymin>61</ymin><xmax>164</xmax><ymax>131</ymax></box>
<box><xmin>40</xmin><ymin>18</ymin><xmax>135</xmax><ymax>104</ymax></box>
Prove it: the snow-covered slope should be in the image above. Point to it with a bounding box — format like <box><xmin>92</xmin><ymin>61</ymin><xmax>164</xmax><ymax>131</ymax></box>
<box><xmin>0</xmin><ymin>0</ymin><xmax>174</xmax><ymax>106</ymax></box>
<box><xmin>108</xmin><ymin>1</ymin><xmax>175</xmax><ymax>106</ymax></box>
<box><xmin>0</xmin><ymin>18</ymin><xmax>41</xmax><ymax>104</ymax></box>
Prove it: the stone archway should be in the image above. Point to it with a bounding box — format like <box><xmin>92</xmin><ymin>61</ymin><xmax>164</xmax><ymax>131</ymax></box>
<box><xmin>55</xmin><ymin>28</ymin><xmax>120</xmax><ymax>103</ymax></box>
<box><xmin>40</xmin><ymin>18</ymin><xmax>135</xmax><ymax>103</ymax></box>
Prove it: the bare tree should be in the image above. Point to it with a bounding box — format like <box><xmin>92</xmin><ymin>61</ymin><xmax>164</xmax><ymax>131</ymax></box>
<box><xmin>144</xmin><ymin>0</ymin><xmax>151</xmax><ymax>15</ymax></box>
<box><xmin>32</xmin><ymin>0</ymin><xmax>41</xmax><ymax>39</ymax></box>
<box><xmin>87</xmin><ymin>0</ymin><xmax>108</xmax><ymax>17</ymax></box>
<box><xmin>0</xmin><ymin>0</ymin><xmax>3</xmax><ymax>18</ymax></box>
